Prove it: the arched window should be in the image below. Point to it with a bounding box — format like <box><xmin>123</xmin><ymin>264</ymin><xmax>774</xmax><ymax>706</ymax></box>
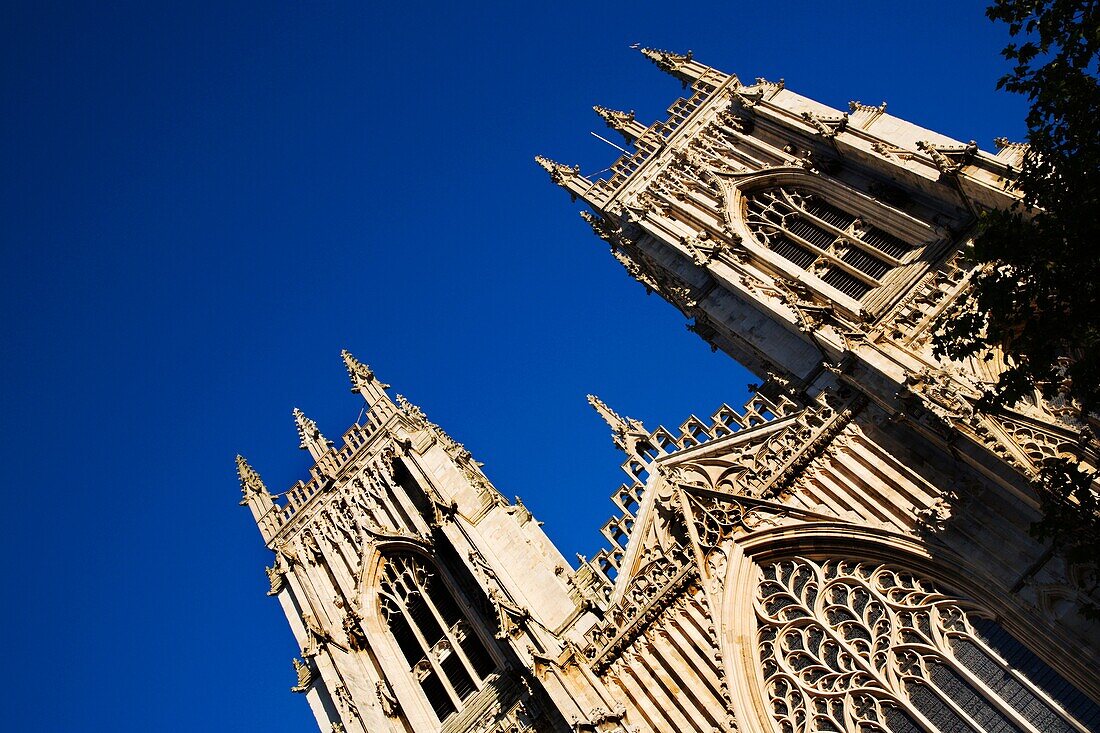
<box><xmin>378</xmin><ymin>553</ymin><xmax>496</xmax><ymax>721</ymax></box>
<box><xmin>744</xmin><ymin>187</ymin><xmax>916</xmax><ymax>301</ymax></box>
<box><xmin>755</xmin><ymin>557</ymin><xmax>1100</xmax><ymax>733</ymax></box>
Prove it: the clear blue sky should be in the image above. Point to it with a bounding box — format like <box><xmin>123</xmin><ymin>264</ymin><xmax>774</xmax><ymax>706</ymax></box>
<box><xmin>1</xmin><ymin>2</ymin><xmax>1027</xmax><ymax>730</ymax></box>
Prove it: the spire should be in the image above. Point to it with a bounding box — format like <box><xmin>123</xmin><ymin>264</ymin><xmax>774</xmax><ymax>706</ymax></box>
<box><xmin>236</xmin><ymin>454</ymin><xmax>271</xmax><ymax>506</ymax></box>
<box><xmin>341</xmin><ymin>349</ymin><xmax>386</xmax><ymax>392</ymax></box>
<box><xmin>535</xmin><ymin>155</ymin><xmax>579</xmax><ymax>184</ymax></box>
<box><xmin>395</xmin><ymin>394</ymin><xmax>428</xmax><ymax>427</ymax></box>
<box><xmin>293</xmin><ymin>407</ymin><xmax>334</xmax><ymax>460</ymax></box>
<box><xmin>638</xmin><ymin>47</ymin><xmax>709</xmax><ymax>86</ymax></box>
<box><xmin>586</xmin><ymin>394</ymin><xmax>651</xmax><ymax>458</ymax></box>
<box><xmin>640</xmin><ymin>46</ymin><xmax>691</xmax><ymax>67</ymax></box>
<box><xmin>593</xmin><ymin>106</ymin><xmax>644</xmax><ymax>144</ymax></box>
<box><xmin>340</xmin><ymin>348</ymin><xmax>396</xmax><ymax>419</ymax></box>
<box><xmin>236</xmin><ymin>455</ymin><xmax>276</xmax><ymax>525</ymax></box>
<box><xmin>534</xmin><ymin>156</ymin><xmax>591</xmax><ymax>202</ymax></box>
<box><xmin>641</xmin><ymin>47</ymin><xmax>691</xmax><ymax>74</ymax></box>
<box><xmin>593</xmin><ymin>105</ymin><xmax>634</xmax><ymax>128</ymax></box>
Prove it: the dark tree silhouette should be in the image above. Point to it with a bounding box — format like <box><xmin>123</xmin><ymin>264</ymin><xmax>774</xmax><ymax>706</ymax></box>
<box><xmin>934</xmin><ymin>1</ymin><xmax>1099</xmax><ymax>615</ymax></box>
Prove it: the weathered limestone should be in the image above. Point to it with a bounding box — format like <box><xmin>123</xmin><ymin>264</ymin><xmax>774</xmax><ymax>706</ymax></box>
<box><xmin>240</xmin><ymin>50</ymin><xmax>1100</xmax><ymax>733</ymax></box>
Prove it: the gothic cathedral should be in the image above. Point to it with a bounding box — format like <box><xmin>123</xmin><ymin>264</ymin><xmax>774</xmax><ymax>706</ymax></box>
<box><xmin>238</xmin><ymin>50</ymin><xmax>1100</xmax><ymax>733</ymax></box>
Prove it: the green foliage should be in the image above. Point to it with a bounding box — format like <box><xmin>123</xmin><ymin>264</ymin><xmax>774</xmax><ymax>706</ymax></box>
<box><xmin>934</xmin><ymin>2</ymin><xmax>1100</xmax><ymax>611</ymax></box>
<box><xmin>1030</xmin><ymin>459</ymin><xmax>1100</xmax><ymax>617</ymax></box>
<box><xmin>934</xmin><ymin>0</ymin><xmax>1100</xmax><ymax>413</ymax></box>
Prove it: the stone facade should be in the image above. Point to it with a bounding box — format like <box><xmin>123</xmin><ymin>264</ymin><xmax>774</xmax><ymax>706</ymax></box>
<box><xmin>239</xmin><ymin>50</ymin><xmax>1100</xmax><ymax>733</ymax></box>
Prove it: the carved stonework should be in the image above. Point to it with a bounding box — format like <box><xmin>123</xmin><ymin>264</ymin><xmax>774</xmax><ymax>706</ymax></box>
<box><xmin>593</xmin><ymin>105</ymin><xmax>637</xmax><ymax>141</ymax></box>
<box><xmin>718</xmin><ymin>106</ymin><xmax>754</xmax><ymax>134</ymax></box>
<box><xmin>290</xmin><ymin>657</ymin><xmax>314</xmax><ymax>693</ymax></box>
<box><xmin>293</xmin><ymin>407</ymin><xmax>333</xmax><ymax>454</ymax></box>
<box><xmin>640</xmin><ymin>47</ymin><xmax>693</xmax><ymax>77</ymax></box>
<box><xmin>917</xmin><ymin>139</ymin><xmax>977</xmax><ymax>177</ymax></box>
<box><xmin>608</xmin><ymin>246</ymin><xmax>660</xmax><ymax>293</ymax></box>
<box><xmin>667</xmin><ymin>392</ymin><xmax>857</xmax><ymax>501</ymax></box>
<box><xmin>241</xmin><ymin>52</ymin><xmax>1100</xmax><ymax>733</ymax></box>
<box><xmin>583</xmin><ymin>545</ymin><xmax>694</xmax><ymax>670</ymax></box>
<box><xmin>341</xmin><ymin>348</ymin><xmax>390</xmax><ymax>392</ymax></box>
<box><xmin>236</xmin><ymin>454</ymin><xmax>270</xmax><ymax>506</ymax></box>
<box><xmin>333</xmin><ymin>684</ymin><xmax>360</xmax><ymax>722</ymax></box>
<box><xmin>336</xmin><ymin>598</ymin><xmax>369</xmax><ymax>652</ymax></box>
<box><xmin>535</xmin><ymin>155</ymin><xmax>581</xmax><ymax>186</ymax></box>
<box><xmin>801</xmin><ymin>110</ymin><xmax>848</xmax><ymax>138</ymax></box>
<box><xmin>300</xmin><ymin>613</ymin><xmax>330</xmax><ymax>658</ymax></box>
<box><xmin>376</xmin><ymin>679</ymin><xmax>400</xmax><ymax>718</ymax></box>
<box><xmin>265</xmin><ymin>562</ymin><xmax>285</xmax><ymax>596</ymax></box>
<box><xmin>752</xmin><ymin>557</ymin><xmax>1091</xmax><ymax>733</ymax></box>
<box><xmin>687</xmin><ymin>491</ymin><xmax>787</xmax><ymax>556</ymax></box>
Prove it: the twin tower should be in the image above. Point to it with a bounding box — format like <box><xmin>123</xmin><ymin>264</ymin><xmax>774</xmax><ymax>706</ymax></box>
<box><xmin>239</xmin><ymin>49</ymin><xmax>1100</xmax><ymax>733</ymax></box>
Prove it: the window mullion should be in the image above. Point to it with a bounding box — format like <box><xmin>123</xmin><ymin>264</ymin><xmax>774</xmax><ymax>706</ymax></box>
<box><xmin>850</xmin><ymin>576</ymin><xmax>971</xmax><ymax>733</ymax></box>
<box><xmin>794</xmin><ymin>205</ymin><xmax>854</xmax><ymax>242</ymax></box>
<box><xmin>871</xmin><ymin>584</ymin><xmax>1040</xmax><ymax>733</ymax></box>
<box><xmin>823</xmin><ymin>251</ymin><xmax>882</xmax><ymax>286</ymax></box>
<box><xmin>390</xmin><ymin>581</ymin><xmax>464</xmax><ymax>708</ymax></box>
<box><xmin>416</xmin><ymin>577</ymin><xmax>485</xmax><ymax>690</ymax></box>
<box><xmin>849</xmin><ymin>234</ymin><xmax>904</xmax><ymax>267</ymax></box>
<box><xmin>797</xmin><ymin>205</ymin><xmax>905</xmax><ymax>268</ymax></box>
<box><xmin>758</xmin><ymin>565</ymin><xmax>939</xmax><ymax>733</ymax></box>
<box><xmin>909</xmin><ymin>660</ymin><xmax>1003</xmax><ymax>733</ymax></box>
<box><xmin>777</xmin><ymin>228</ymin><xmax>881</xmax><ymax>287</ymax></box>
<box><xmin>965</xmin><ymin>633</ymin><xmax>1093</xmax><ymax>733</ymax></box>
<box><xmin>935</xmin><ymin>635</ymin><xmax>1062</xmax><ymax>733</ymax></box>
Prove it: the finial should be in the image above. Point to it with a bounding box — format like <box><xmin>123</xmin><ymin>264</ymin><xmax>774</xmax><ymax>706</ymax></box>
<box><xmin>586</xmin><ymin>394</ymin><xmax>649</xmax><ymax>456</ymax></box>
<box><xmin>293</xmin><ymin>407</ymin><xmax>334</xmax><ymax>456</ymax></box>
<box><xmin>534</xmin><ymin>155</ymin><xmax>581</xmax><ymax>185</ymax></box>
<box><xmin>236</xmin><ymin>454</ymin><xmax>270</xmax><ymax>506</ymax></box>
<box><xmin>594</xmin><ymin>104</ymin><xmax>637</xmax><ymax>134</ymax></box>
<box><xmin>587</xmin><ymin>394</ymin><xmax>627</xmax><ymax>432</ymax></box>
<box><xmin>640</xmin><ymin>47</ymin><xmax>693</xmax><ymax>75</ymax></box>
<box><xmin>341</xmin><ymin>349</ymin><xmax>390</xmax><ymax>393</ymax></box>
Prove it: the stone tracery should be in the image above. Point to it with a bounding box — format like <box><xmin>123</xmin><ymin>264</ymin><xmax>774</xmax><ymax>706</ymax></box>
<box><xmin>238</xmin><ymin>49</ymin><xmax>1100</xmax><ymax>733</ymax></box>
<box><xmin>754</xmin><ymin>557</ymin><xmax>1098</xmax><ymax>733</ymax></box>
<box><xmin>378</xmin><ymin>553</ymin><xmax>498</xmax><ymax>722</ymax></box>
<box><xmin>742</xmin><ymin>186</ymin><xmax>913</xmax><ymax>301</ymax></box>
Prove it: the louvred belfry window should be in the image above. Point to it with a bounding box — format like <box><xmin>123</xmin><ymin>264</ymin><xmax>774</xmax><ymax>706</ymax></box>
<box><xmin>744</xmin><ymin>187</ymin><xmax>915</xmax><ymax>301</ymax></box>
<box><xmin>755</xmin><ymin>557</ymin><xmax>1100</xmax><ymax>733</ymax></box>
<box><xmin>379</xmin><ymin>553</ymin><xmax>496</xmax><ymax>721</ymax></box>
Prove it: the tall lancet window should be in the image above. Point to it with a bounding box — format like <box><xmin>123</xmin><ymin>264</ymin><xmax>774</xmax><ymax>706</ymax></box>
<box><xmin>744</xmin><ymin>187</ymin><xmax>916</xmax><ymax>301</ymax></box>
<box><xmin>379</xmin><ymin>553</ymin><xmax>496</xmax><ymax>721</ymax></box>
<box><xmin>755</xmin><ymin>558</ymin><xmax>1100</xmax><ymax>733</ymax></box>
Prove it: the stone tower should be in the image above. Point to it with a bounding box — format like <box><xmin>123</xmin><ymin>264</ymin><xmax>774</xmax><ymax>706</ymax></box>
<box><xmin>241</xmin><ymin>50</ymin><xmax>1100</xmax><ymax>733</ymax></box>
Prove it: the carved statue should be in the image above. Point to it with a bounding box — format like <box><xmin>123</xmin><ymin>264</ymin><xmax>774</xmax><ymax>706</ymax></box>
<box><xmin>376</xmin><ymin>679</ymin><xmax>400</xmax><ymax>717</ymax></box>
<box><xmin>265</xmin><ymin>563</ymin><xmax>285</xmax><ymax>596</ymax></box>
<box><xmin>290</xmin><ymin>657</ymin><xmax>313</xmax><ymax>693</ymax></box>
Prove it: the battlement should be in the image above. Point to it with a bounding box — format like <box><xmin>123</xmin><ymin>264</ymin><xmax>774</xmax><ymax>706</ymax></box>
<box><xmin>255</xmin><ymin>400</ymin><xmax>402</xmax><ymax>543</ymax></box>
<box><xmin>239</xmin><ymin>349</ymin><xmax>415</xmax><ymax>544</ymax></box>
<box><xmin>586</xmin><ymin>70</ymin><xmax>732</xmax><ymax>206</ymax></box>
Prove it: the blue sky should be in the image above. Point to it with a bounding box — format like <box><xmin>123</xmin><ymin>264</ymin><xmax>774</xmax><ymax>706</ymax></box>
<box><xmin>1</xmin><ymin>2</ymin><xmax>1027</xmax><ymax>730</ymax></box>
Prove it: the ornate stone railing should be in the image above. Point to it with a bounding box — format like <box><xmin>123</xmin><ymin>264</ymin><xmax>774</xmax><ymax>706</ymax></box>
<box><xmin>586</xmin><ymin>390</ymin><xmax>799</xmax><ymax>584</ymax></box>
<box><xmin>583</xmin><ymin>546</ymin><xmax>696</xmax><ymax>671</ymax></box>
